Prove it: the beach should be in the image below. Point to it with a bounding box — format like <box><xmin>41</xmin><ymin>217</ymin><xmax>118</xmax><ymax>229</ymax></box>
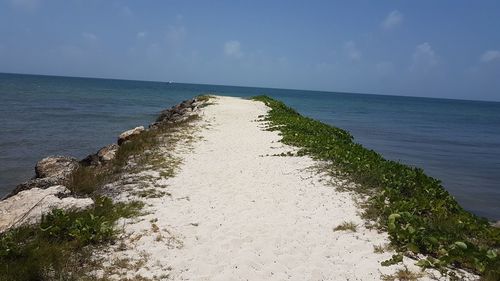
<box><xmin>92</xmin><ymin>96</ymin><xmax>476</xmax><ymax>280</ymax></box>
<box><xmin>2</xmin><ymin>74</ymin><xmax>499</xmax><ymax>221</ymax></box>
<box><xmin>3</xmin><ymin>2</ymin><xmax>500</xmax><ymax>280</ymax></box>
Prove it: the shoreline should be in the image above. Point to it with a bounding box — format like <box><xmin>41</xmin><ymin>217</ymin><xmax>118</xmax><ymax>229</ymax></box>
<box><xmin>1</xmin><ymin>97</ymin><xmax>203</xmax><ymax>231</ymax></box>
<box><xmin>2</xmin><ymin>75</ymin><xmax>499</xmax><ymax>221</ymax></box>
<box><xmin>1</xmin><ymin>95</ymin><xmax>497</xmax><ymax>280</ymax></box>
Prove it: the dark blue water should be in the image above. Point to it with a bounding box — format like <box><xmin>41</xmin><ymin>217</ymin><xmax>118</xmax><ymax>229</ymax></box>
<box><xmin>1</xmin><ymin>73</ymin><xmax>499</xmax><ymax>220</ymax></box>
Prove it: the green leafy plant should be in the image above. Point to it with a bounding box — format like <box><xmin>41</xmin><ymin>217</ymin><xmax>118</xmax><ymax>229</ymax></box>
<box><xmin>253</xmin><ymin>95</ymin><xmax>500</xmax><ymax>278</ymax></box>
<box><xmin>0</xmin><ymin>197</ymin><xmax>143</xmax><ymax>280</ymax></box>
<box><xmin>0</xmin><ymin>100</ymin><xmax>197</xmax><ymax>280</ymax></box>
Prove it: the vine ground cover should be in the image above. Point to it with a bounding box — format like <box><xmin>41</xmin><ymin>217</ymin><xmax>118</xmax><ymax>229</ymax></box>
<box><xmin>253</xmin><ymin>95</ymin><xmax>499</xmax><ymax>280</ymax></box>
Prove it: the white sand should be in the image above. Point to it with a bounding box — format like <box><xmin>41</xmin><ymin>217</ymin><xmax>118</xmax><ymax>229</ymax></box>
<box><xmin>98</xmin><ymin>96</ymin><xmax>476</xmax><ymax>280</ymax></box>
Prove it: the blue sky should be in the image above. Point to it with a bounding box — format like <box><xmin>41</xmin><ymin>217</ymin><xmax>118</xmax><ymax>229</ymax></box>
<box><xmin>1</xmin><ymin>1</ymin><xmax>500</xmax><ymax>101</ymax></box>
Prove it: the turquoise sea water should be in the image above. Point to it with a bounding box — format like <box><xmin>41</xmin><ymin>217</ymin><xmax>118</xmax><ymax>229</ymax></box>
<box><xmin>1</xmin><ymin>73</ymin><xmax>499</xmax><ymax>220</ymax></box>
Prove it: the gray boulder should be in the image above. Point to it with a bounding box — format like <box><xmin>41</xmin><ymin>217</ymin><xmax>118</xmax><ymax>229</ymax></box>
<box><xmin>155</xmin><ymin>98</ymin><xmax>197</xmax><ymax>124</ymax></box>
<box><xmin>80</xmin><ymin>144</ymin><xmax>119</xmax><ymax>167</ymax></box>
<box><xmin>36</xmin><ymin>156</ymin><xmax>79</xmax><ymax>179</ymax></box>
<box><xmin>118</xmin><ymin>126</ymin><xmax>144</xmax><ymax>145</ymax></box>
<box><xmin>0</xmin><ymin>185</ymin><xmax>94</xmax><ymax>233</ymax></box>
<box><xmin>8</xmin><ymin>178</ymin><xmax>59</xmax><ymax>198</ymax></box>
<box><xmin>98</xmin><ymin>144</ymin><xmax>119</xmax><ymax>162</ymax></box>
<box><xmin>5</xmin><ymin>156</ymin><xmax>79</xmax><ymax>198</ymax></box>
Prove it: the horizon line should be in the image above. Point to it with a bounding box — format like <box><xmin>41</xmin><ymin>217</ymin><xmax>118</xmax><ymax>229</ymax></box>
<box><xmin>1</xmin><ymin>71</ymin><xmax>498</xmax><ymax>104</ymax></box>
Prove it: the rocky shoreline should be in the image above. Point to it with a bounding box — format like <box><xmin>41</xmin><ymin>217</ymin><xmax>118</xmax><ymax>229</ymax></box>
<box><xmin>0</xmin><ymin>97</ymin><xmax>205</xmax><ymax>233</ymax></box>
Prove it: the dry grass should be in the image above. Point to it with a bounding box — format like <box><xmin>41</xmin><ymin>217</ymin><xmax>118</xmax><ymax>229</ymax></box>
<box><xmin>381</xmin><ymin>266</ymin><xmax>425</xmax><ymax>281</ymax></box>
<box><xmin>374</xmin><ymin>244</ymin><xmax>386</xmax><ymax>254</ymax></box>
<box><xmin>333</xmin><ymin>221</ymin><xmax>358</xmax><ymax>232</ymax></box>
<box><xmin>67</xmin><ymin>115</ymin><xmax>200</xmax><ymax>196</ymax></box>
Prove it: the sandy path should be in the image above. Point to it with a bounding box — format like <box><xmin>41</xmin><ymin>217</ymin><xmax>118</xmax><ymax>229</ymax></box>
<box><xmin>100</xmin><ymin>96</ymin><xmax>470</xmax><ymax>280</ymax></box>
<box><xmin>161</xmin><ymin>96</ymin><xmax>390</xmax><ymax>280</ymax></box>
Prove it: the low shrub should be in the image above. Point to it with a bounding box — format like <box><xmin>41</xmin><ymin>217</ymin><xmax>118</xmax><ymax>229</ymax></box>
<box><xmin>0</xmin><ymin>197</ymin><xmax>143</xmax><ymax>281</ymax></box>
<box><xmin>67</xmin><ymin>114</ymin><xmax>199</xmax><ymax>196</ymax></box>
<box><xmin>253</xmin><ymin>95</ymin><xmax>500</xmax><ymax>279</ymax></box>
<box><xmin>1</xmin><ymin>107</ymin><xmax>198</xmax><ymax>280</ymax></box>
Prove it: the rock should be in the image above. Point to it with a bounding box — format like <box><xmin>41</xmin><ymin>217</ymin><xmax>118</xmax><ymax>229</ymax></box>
<box><xmin>36</xmin><ymin>156</ymin><xmax>79</xmax><ymax>179</ymax></box>
<box><xmin>5</xmin><ymin>156</ymin><xmax>79</xmax><ymax>198</ymax></box>
<box><xmin>80</xmin><ymin>153</ymin><xmax>100</xmax><ymax>167</ymax></box>
<box><xmin>98</xmin><ymin>144</ymin><xmax>119</xmax><ymax>162</ymax></box>
<box><xmin>81</xmin><ymin>144</ymin><xmax>119</xmax><ymax>166</ymax></box>
<box><xmin>80</xmin><ymin>144</ymin><xmax>118</xmax><ymax>167</ymax></box>
<box><xmin>7</xmin><ymin>178</ymin><xmax>60</xmax><ymax>198</ymax></box>
<box><xmin>0</xmin><ymin>185</ymin><xmax>94</xmax><ymax>233</ymax></box>
<box><xmin>118</xmin><ymin>126</ymin><xmax>144</xmax><ymax>145</ymax></box>
<box><xmin>493</xmin><ymin>220</ymin><xmax>500</xmax><ymax>228</ymax></box>
<box><xmin>154</xmin><ymin>98</ymin><xmax>198</xmax><ymax>124</ymax></box>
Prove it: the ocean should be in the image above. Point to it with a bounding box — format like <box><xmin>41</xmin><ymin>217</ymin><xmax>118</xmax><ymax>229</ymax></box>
<box><xmin>1</xmin><ymin>73</ymin><xmax>499</xmax><ymax>220</ymax></box>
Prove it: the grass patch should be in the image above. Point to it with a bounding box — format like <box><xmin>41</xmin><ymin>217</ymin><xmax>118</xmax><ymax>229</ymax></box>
<box><xmin>252</xmin><ymin>95</ymin><xmax>500</xmax><ymax>278</ymax></box>
<box><xmin>196</xmin><ymin>94</ymin><xmax>215</xmax><ymax>108</ymax></box>
<box><xmin>67</xmin><ymin>114</ymin><xmax>199</xmax><ymax>196</ymax></box>
<box><xmin>196</xmin><ymin>94</ymin><xmax>215</xmax><ymax>103</ymax></box>
<box><xmin>333</xmin><ymin>221</ymin><xmax>358</xmax><ymax>232</ymax></box>
<box><xmin>1</xmin><ymin>106</ymin><xmax>200</xmax><ymax>280</ymax></box>
<box><xmin>381</xmin><ymin>266</ymin><xmax>425</xmax><ymax>281</ymax></box>
<box><xmin>374</xmin><ymin>244</ymin><xmax>386</xmax><ymax>254</ymax></box>
<box><xmin>134</xmin><ymin>188</ymin><xmax>168</xmax><ymax>198</ymax></box>
<box><xmin>0</xmin><ymin>197</ymin><xmax>143</xmax><ymax>281</ymax></box>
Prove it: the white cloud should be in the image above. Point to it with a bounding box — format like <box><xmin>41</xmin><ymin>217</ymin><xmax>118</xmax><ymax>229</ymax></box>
<box><xmin>112</xmin><ymin>2</ymin><xmax>133</xmax><ymax>17</ymax></box>
<box><xmin>59</xmin><ymin>45</ymin><xmax>84</xmax><ymax>60</ymax></box>
<box><xmin>480</xmin><ymin>50</ymin><xmax>500</xmax><ymax>63</ymax></box>
<box><xmin>376</xmin><ymin>61</ymin><xmax>394</xmax><ymax>75</ymax></box>
<box><xmin>137</xmin><ymin>32</ymin><xmax>146</xmax><ymax>39</ymax></box>
<box><xmin>146</xmin><ymin>43</ymin><xmax>162</xmax><ymax>60</ymax></box>
<box><xmin>82</xmin><ymin>32</ymin><xmax>97</xmax><ymax>41</ymax></box>
<box><xmin>411</xmin><ymin>42</ymin><xmax>438</xmax><ymax>71</ymax></box>
<box><xmin>382</xmin><ymin>10</ymin><xmax>403</xmax><ymax>30</ymax></box>
<box><xmin>10</xmin><ymin>0</ymin><xmax>39</xmax><ymax>11</ymax></box>
<box><xmin>344</xmin><ymin>41</ymin><xmax>361</xmax><ymax>61</ymax></box>
<box><xmin>121</xmin><ymin>5</ymin><xmax>133</xmax><ymax>16</ymax></box>
<box><xmin>166</xmin><ymin>25</ymin><xmax>186</xmax><ymax>47</ymax></box>
<box><xmin>224</xmin><ymin>40</ymin><xmax>243</xmax><ymax>58</ymax></box>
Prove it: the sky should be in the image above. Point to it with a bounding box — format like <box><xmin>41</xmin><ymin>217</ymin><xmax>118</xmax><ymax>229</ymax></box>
<box><xmin>1</xmin><ymin>1</ymin><xmax>500</xmax><ymax>101</ymax></box>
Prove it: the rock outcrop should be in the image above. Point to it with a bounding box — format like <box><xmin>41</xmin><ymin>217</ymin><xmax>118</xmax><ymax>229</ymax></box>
<box><xmin>7</xmin><ymin>156</ymin><xmax>79</xmax><ymax>198</ymax></box>
<box><xmin>35</xmin><ymin>156</ymin><xmax>79</xmax><ymax>179</ymax></box>
<box><xmin>0</xmin><ymin>185</ymin><xmax>94</xmax><ymax>233</ymax></box>
<box><xmin>150</xmin><ymin>97</ymin><xmax>202</xmax><ymax>128</ymax></box>
<box><xmin>98</xmin><ymin>144</ymin><xmax>119</xmax><ymax>162</ymax></box>
<box><xmin>117</xmin><ymin>126</ymin><xmax>144</xmax><ymax>145</ymax></box>
<box><xmin>11</xmin><ymin>178</ymin><xmax>60</xmax><ymax>194</ymax></box>
<box><xmin>81</xmin><ymin>144</ymin><xmax>119</xmax><ymax>167</ymax></box>
<box><xmin>1</xmin><ymin>96</ymin><xmax>209</xmax><ymax>233</ymax></box>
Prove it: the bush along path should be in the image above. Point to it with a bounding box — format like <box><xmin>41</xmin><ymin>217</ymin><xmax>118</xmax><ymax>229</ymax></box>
<box><xmin>86</xmin><ymin>95</ymin><xmax>477</xmax><ymax>280</ymax></box>
<box><xmin>252</xmin><ymin>96</ymin><xmax>500</xmax><ymax>280</ymax></box>
<box><xmin>0</xmin><ymin>96</ymin><xmax>209</xmax><ymax>281</ymax></box>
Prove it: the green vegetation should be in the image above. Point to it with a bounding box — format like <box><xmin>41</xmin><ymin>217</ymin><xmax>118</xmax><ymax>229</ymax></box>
<box><xmin>1</xmin><ymin>109</ymin><xmax>200</xmax><ymax>280</ymax></box>
<box><xmin>253</xmin><ymin>95</ymin><xmax>500</xmax><ymax>279</ymax></box>
<box><xmin>196</xmin><ymin>94</ymin><xmax>215</xmax><ymax>108</ymax></box>
<box><xmin>0</xmin><ymin>197</ymin><xmax>143</xmax><ymax>281</ymax></box>
<box><xmin>373</xmin><ymin>244</ymin><xmax>386</xmax><ymax>254</ymax></box>
<box><xmin>68</xmin><ymin>114</ymin><xmax>199</xmax><ymax>196</ymax></box>
<box><xmin>381</xmin><ymin>266</ymin><xmax>424</xmax><ymax>281</ymax></box>
<box><xmin>333</xmin><ymin>221</ymin><xmax>358</xmax><ymax>232</ymax></box>
<box><xmin>196</xmin><ymin>94</ymin><xmax>215</xmax><ymax>103</ymax></box>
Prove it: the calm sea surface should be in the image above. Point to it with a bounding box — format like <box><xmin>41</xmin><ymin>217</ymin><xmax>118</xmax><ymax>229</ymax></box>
<box><xmin>1</xmin><ymin>73</ymin><xmax>499</xmax><ymax>220</ymax></box>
